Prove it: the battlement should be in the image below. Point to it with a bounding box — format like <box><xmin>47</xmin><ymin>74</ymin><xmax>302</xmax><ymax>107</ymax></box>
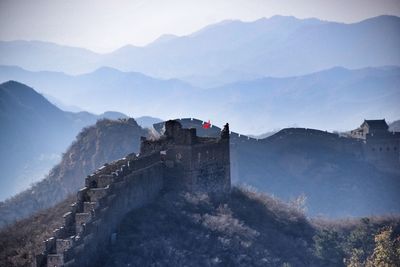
<box><xmin>35</xmin><ymin>120</ymin><xmax>230</xmax><ymax>267</ymax></box>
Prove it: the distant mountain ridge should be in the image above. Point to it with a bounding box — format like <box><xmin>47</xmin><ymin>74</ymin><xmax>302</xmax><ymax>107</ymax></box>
<box><xmin>1</xmin><ymin>65</ymin><xmax>399</xmax><ymax>133</ymax></box>
<box><xmin>0</xmin><ymin>15</ymin><xmax>399</xmax><ymax>83</ymax></box>
<box><xmin>0</xmin><ymin>65</ymin><xmax>194</xmax><ymax>118</ymax></box>
<box><xmin>0</xmin><ymin>81</ymin><xmax>129</xmax><ymax>201</ymax></box>
<box><xmin>0</xmin><ymin>118</ymin><xmax>147</xmax><ymax>228</ymax></box>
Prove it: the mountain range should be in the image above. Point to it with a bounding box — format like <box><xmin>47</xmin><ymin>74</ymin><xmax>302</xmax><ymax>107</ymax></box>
<box><xmin>1</xmin><ymin>12</ymin><xmax>400</xmax><ymax>267</ymax></box>
<box><xmin>1</xmin><ymin>65</ymin><xmax>399</xmax><ymax>133</ymax></box>
<box><xmin>0</xmin><ymin>15</ymin><xmax>399</xmax><ymax>85</ymax></box>
<box><xmin>1</xmin><ymin>81</ymin><xmax>398</xmax><ymax>221</ymax></box>
<box><xmin>0</xmin><ymin>81</ymin><xmax>129</xmax><ymax>201</ymax></box>
<box><xmin>0</xmin><ymin>116</ymin><xmax>147</xmax><ymax>228</ymax></box>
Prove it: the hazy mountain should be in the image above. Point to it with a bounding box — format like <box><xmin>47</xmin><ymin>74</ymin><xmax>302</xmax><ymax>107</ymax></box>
<box><xmin>43</xmin><ymin>93</ymin><xmax>84</xmax><ymax>112</ymax></box>
<box><xmin>135</xmin><ymin>116</ymin><xmax>163</xmax><ymax>129</ymax></box>
<box><xmin>0</xmin><ymin>66</ymin><xmax>195</xmax><ymax>117</ymax></box>
<box><xmin>1</xmin><ymin>65</ymin><xmax>399</xmax><ymax>133</ymax></box>
<box><xmin>185</xmin><ymin>66</ymin><xmax>400</xmax><ymax>133</ymax></box>
<box><xmin>0</xmin><ymin>40</ymin><xmax>100</xmax><ymax>74</ymax></box>
<box><xmin>0</xmin><ymin>81</ymin><xmax>129</xmax><ymax>201</ymax></box>
<box><xmin>1</xmin><ymin>15</ymin><xmax>399</xmax><ymax>84</ymax></box>
<box><xmin>0</xmin><ymin>118</ymin><xmax>147</xmax><ymax>228</ymax></box>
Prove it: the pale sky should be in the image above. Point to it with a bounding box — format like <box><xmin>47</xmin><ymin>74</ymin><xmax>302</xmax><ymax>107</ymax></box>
<box><xmin>0</xmin><ymin>0</ymin><xmax>399</xmax><ymax>53</ymax></box>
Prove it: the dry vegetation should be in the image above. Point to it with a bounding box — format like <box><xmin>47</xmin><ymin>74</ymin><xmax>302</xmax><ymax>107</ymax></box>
<box><xmin>97</xmin><ymin>187</ymin><xmax>370</xmax><ymax>267</ymax></box>
<box><xmin>1</xmin><ymin>187</ymin><xmax>399</xmax><ymax>267</ymax></box>
<box><xmin>101</xmin><ymin>187</ymin><xmax>400</xmax><ymax>267</ymax></box>
<box><xmin>0</xmin><ymin>195</ymin><xmax>74</xmax><ymax>266</ymax></box>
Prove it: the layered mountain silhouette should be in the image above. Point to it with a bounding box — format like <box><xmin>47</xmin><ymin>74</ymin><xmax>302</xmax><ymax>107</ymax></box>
<box><xmin>0</xmin><ymin>81</ymin><xmax>129</xmax><ymax>200</ymax></box>
<box><xmin>0</xmin><ymin>66</ymin><xmax>194</xmax><ymax>120</ymax></box>
<box><xmin>0</xmin><ymin>15</ymin><xmax>399</xmax><ymax>82</ymax></box>
<box><xmin>1</xmin><ymin>65</ymin><xmax>399</xmax><ymax>133</ymax></box>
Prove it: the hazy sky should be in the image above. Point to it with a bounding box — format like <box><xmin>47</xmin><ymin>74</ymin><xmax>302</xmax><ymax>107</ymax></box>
<box><xmin>1</xmin><ymin>0</ymin><xmax>399</xmax><ymax>53</ymax></box>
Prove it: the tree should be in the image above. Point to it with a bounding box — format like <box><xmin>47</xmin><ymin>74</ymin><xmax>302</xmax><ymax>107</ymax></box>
<box><xmin>366</xmin><ymin>226</ymin><xmax>400</xmax><ymax>267</ymax></box>
<box><xmin>314</xmin><ymin>229</ymin><xmax>345</xmax><ymax>266</ymax></box>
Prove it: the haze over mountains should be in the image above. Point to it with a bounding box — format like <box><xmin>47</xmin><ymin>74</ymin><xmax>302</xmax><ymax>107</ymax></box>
<box><xmin>1</xmin><ymin>5</ymin><xmax>400</xmax><ymax>266</ymax></box>
<box><xmin>1</xmin><ymin>65</ymin><xmax>399</xmax><ymax>134</ymax></box>
<box><xmin>0</xmin><ymin>81</ymin><xmax>129</xmax><ymax>200</ymax></box>
<box><xmin>0</xmin><ymin>15</ymin><xmax>399</xmax><ymax>82</ymax></box>
<box><xmin>1</xmin><ymin>15</ymin><xmax>399</xmax><ymax>133</ymax></box>
<box><xmin>0</xmin><ymin>14</ymin><xmax>399</xmax><ymax>211</ymax></box>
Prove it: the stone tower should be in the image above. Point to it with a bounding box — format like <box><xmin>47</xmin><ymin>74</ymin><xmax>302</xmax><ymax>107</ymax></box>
<box><xmin>141</xmin><ymin>120</ymin><xmax>231</xmax><ymax>194</ymax></box>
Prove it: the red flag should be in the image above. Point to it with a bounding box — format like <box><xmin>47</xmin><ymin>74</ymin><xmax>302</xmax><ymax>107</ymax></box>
<box><xmin>202</xmin><ymin>120</ymin><xmax>211</xmax><ymax>129</ymax></box>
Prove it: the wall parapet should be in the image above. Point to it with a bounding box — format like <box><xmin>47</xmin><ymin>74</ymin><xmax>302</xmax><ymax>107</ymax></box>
<box><xmin>35</xmin><ymin>152</ymin><xmax>164</xmax><ymax>267</ymax></box>
<box><xmin>35</xmin><ymin>120</ymin><xmax>231</xmax><ymax>267</ymax></box>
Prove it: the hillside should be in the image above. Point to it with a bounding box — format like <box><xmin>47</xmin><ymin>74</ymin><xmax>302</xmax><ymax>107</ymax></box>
<box><xmin>0</xmin><ymin>15</ymin><xmax>399</xmax><ymax>82</ymax></box>
<box><xmin>0</xmin><ymin>195</ymin><xmax>74</xmax><ymax>267</ymax></box>
<box><xmin>0</xmin><ymin>66</ymin><xmax>399</xmax><ymax>133</ymax></box>
<box><xmin>103</xmin><ymin>188</ymin><xmax>316</xmax><ymax>266</ymax></box>
<box><xmin>0</xmin><ymin>118</ymin><xmax>147</xmax><ymax>228</ymax></box>
<box><xmin>1</xmin><ymin>187</ymin><xmax>398</xmax><ymax>267</ymax></box>
<box><xmin>104</xmin><ymin>189</ymin><xmax>400</xmax><ymax>267</ymax></box>
<box><xmin>0</xmin><ymin>81</ymin><xmax>128</xmax><ymax>200</ymax></box>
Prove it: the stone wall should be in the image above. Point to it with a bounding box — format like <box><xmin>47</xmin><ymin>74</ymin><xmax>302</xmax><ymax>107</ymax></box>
<box><xmin>36</xmin><ymin>153</ymin><xmax>164</xmax><ymax>267</ymax></box>
<box><xmin>35</xmin><ymin>120</ymin><xmax>231</xmax><ymax>267</ymax></box>
<box><xmin>363</xmin><ymin>134</ymin><xmax>400</xmax><ymax>170</ymax></box>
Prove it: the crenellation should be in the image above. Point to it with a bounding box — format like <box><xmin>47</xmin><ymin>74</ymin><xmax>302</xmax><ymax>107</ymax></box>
<box><xmin>36</xmin><ymin>120</ymin><xmax>230</xmax><ymax>267</ymax></box>
<box><xmin>52</xmin><ymin>227</ymin><xmax>67</xmax><ymax>240</ymax></box>
<box><xmin>96</xmin><ymin>174</ymin><xmax>114</xmax><ymax>188</ymax></box>
<box><xmin>56</xmin><ymin>239</ymin><xmax>73</xmax><ymax>254</ymax></box>
<box><xmin>87</xmin><ymin>187</ymin><xmax>108</xmax><ymax>202</ymax></box>
<box><xmin>63</xmin><ymin>212</ymin><xmax>75</xmax><ymax>237</ymax></box>
<box><xmin>44</xmin><ymin>237</ymin><xmax>56</xmax><ymax>254</ymax></box>
<box><xmin>69</xmin><ymin>202</ymin><xmax>78</xmax><ymax>214</ymax></box>
<box><xmin>81</xmin><ymin>220</ymin><xmax>94</xmax><ymax>235</ymax></box>
<box><xmin>83</xmin><ymin>202</ymin><xmax>97</xmax><ymax>213</ymax></box>
<box><xmin>75</xmin><ymin>213</ymin><xmax>92</xmax><ymax>234</ymax></box>
<box><xmin>76</xmin><ymin>187</ymin><xmax>89</xmax><ymax>207</ymax></box>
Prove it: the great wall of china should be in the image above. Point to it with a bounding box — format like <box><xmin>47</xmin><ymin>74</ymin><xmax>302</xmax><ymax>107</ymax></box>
<box><xmin>35</xmin><ymin>120</ymin><xmax>231</xmax><ymax>267</ymax></box>
<box><xmin>35</xmin><ymin>118</ymin><xmax>400</xmax><ymax>266</ymax></box>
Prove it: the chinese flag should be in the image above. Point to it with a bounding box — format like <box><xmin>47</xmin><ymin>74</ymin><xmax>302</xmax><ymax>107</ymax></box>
<box><xmin>202</xmin><ymin>120</ymin><xmax>211</xmax><ymax>129</ymax></box>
